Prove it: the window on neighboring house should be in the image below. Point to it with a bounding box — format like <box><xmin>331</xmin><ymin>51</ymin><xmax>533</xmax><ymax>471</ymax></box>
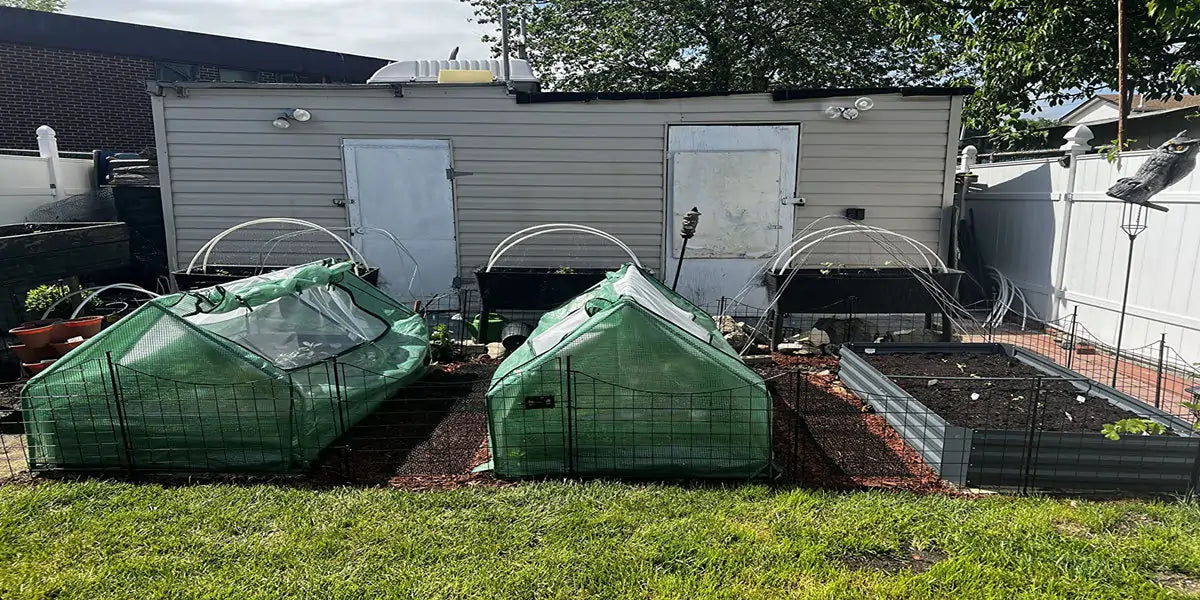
<box><xmin>156</xmin><ymin>62</ymin><xmax>200</xmax><ymax>82</ymax></box>
<box><xmin>219</xmin><ymin>68</ymin><xmax>259</xmax><ymax>82</ymax></box>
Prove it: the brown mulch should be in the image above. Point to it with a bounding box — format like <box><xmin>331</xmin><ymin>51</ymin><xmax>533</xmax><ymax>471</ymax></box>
<box><xmin>757</xmin><ymin>355</ymin><xmax>950</xmax><ymax>493</ymax></box>
<box><xmin>840</xmin><ymin>545</ymin><xmax>948</xmax><ymax>574</ymax></box>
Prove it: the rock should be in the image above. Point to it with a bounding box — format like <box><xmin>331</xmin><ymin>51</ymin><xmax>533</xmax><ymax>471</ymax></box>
<box><xmin>487</xmin><ymin>342</ymin><xmax>507</xmax><ymax>359</ymax></box>
<box><xmin>812</xmin><ymin>317</ymin><xmax>881</xmax><ymax>345</ymax></box>
<box><xmin>777</xmin><ymin>342</ymin><xmax>818</xmax><ymax>355</ymax></box>
<box><xmin>460</xmin><ymin>340</ymin><xmax>489</xmax><ymax>355</ymax></box>
<box><xmin>741</xmin><ymin>354</ymin><xmax>774</xmax><ymax>366</ymax></box>
<box><xmin>723</xmin><ymin>330</ymin><xmax>750</xmax><ymax>349</ymax></box>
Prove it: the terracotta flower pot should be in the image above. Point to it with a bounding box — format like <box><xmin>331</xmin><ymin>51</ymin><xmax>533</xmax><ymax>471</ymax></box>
<box><xmin>22</xmin><ymin>358</ymin><xmax>56</xmax><ymax>375</ymax></box>
<box><xmin>50</xmin><ymin>338</ymin><xmax>84</xmax><ymax>357</ymax></box>
<box><xmin>62</xmin><ymin>316</ymin><xmax>103</xmax><ymax>339</ymax></box>
<box><xmin>9</xmin><ymin>322</ymin><xmax>55</xmax><ymax>349</ymax></box>
<box><xmin>10</xmin><ymin>343</ymin><xmax>56</xmax><ymax>363</ymax></box>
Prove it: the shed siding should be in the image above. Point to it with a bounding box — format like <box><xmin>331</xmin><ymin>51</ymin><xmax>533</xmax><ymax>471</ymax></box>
<box><xmin>155</xmin><ymin>85</ymin><xmax>956</xmax><ymax>278</ymax></box>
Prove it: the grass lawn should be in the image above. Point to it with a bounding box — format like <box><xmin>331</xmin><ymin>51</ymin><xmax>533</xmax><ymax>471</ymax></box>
<box><xmin>1</xmin><ymin>481</ymin><xmax>1199</xmax><ymax>599</ymax></box>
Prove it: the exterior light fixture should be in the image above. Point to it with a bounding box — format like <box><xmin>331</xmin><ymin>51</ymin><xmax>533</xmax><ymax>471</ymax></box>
<box><xmin>272</xmin><ymin>109</ymin><xmax>312</xmax><ymax>129</ymax></box>
<box><xmin>825</xmin><ymin>97</ymin><xmax>875</xmax><ymax>120</ymax></box>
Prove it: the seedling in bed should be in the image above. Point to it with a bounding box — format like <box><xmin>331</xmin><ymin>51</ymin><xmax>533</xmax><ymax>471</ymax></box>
<box><xmin>1101</xmin><ymin>418</ymin><xmax>1167</xmax><ymax>440</ymax></box>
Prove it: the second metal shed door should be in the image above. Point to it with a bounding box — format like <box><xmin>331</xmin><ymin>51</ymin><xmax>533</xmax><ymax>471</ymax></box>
<box><xmin>666</xmin><ymin>125</ymin><xmax>800</xmax><ymax>307</ymax></box>
<box><xmin>343</xmin><ymin>139</ymin><xmax>458</xmax><ymax>303</ymax></box>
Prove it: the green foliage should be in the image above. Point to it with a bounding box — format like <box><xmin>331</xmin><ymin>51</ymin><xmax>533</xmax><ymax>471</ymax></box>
<box><xmin>875</xmin><ymin>0</ymin><xmax>1200</xmax><ymax>136</ymax></box>
<box><xmin>0</xmin><ymin>0</ymin><xmax>66</xmax><ymax>10</ymax></box>
<box><xmin>992</xmin><ymin>118</ymin><xmax>1061</xmax><ymax>152</ymax></box>
<box><xmin>23</xmin><ymin>284</ymin><xmax>71</xmax><ymax>316</ymax></box>
<box><xmin>462</xmin><ymin>0</ymin><xmax>917</xmax><ymax>92</ymax></box>
<box><xmin>429</xmin><ymin>323</ymin><xmax>456</xmax><ymax>362</ymax></box>
<box><xmin>1102</xmin><ymin>138</ymin><xmax>1140</xmax><ymax>164</ymax></box>
<box><xmin>1101</xmin><ymin>418</ymin><xmax>1168</xmax><ymax>440</ymax></box>
<box><xmin>554</xmin><ymin>265</ymin><xmax>576</xmax><ymax>274</ymax></box>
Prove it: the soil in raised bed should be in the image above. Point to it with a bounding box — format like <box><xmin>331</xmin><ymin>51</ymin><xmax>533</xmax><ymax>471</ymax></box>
<box><xmin>863</xmin><ymin>353</ymin><xmax>1141</xmax><ymax>432</ymax></box>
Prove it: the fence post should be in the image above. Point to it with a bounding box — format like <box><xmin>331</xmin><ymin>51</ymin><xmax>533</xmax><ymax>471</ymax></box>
<box><xmin>564</xmin><ymin>356</ymin><xmax>575</xmax><ymax>476</ymax></box>
<box><xmin>1066</xmin><ymin>307</ymin><xmax>1079</xmax><ymax>370</ymax></box>
<box><xmin>1154</xmin><ymin>334</ymin><xmax>1167</xmax><ymax>409</ymax></box>
<box><xmin>35</xmin><ymin>125</ymin><xmax>63</xmax><ymax>201</ymax></box>
<box><xmin>1052</xmin><ymin>125</ymin><xmax>1093</xmax><ymax>318</ymax></box>
<box><xmin>792</xmin><ymin>371</ymin><xmax>802</xmax><ymax>485</ymax></box>
<box><xmin>718</xmin><ymin>296</ymin><xmax>727</xmax><ymax>318</ymax></box>
<box><xmin>1020</xmin><ymin>377</ymin><xmax>1044</xmax><ymax>494</ymax></box>
<box><xmin>104</xmin><ymin>351</ymin><xmax>134</xmax><ymax>471</ymax></box>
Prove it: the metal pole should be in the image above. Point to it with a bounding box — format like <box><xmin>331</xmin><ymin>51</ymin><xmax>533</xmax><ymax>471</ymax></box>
<box><xmin>671</xmin><ymin>237</ymin><xmax>689</xmax><ymax>291</ymax></box>
<box><xmin>500</xmin><ymin>7</ymin><xmax>511</xmax><ymax>83</ymax></box>
<box><xmin>1154</xmin><ymin>333</ymin><xmax>1167</xmax><ymax>409</ymax></box>
<box><xmin>1111</xmin><ymin>233</ymin><xmax>1137</xmax><ymax>388</ymax></box>
<box><xmin>1066</xmin><ymin>306</ymin><xmax>1078</xmax><ymax>370</ymax></box>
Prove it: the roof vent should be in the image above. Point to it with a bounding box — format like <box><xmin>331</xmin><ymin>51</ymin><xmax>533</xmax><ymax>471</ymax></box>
<box><xmin>368</xmin><ymin>59</ymin><xmax>537</xmax><ymax>84</ymax></box>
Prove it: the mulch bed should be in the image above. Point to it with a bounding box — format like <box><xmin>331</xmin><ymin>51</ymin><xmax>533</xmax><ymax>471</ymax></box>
<box><xmin>864</xmin><ymin>353</ymin><xmax>1140</xmax><ymax>432</ymax></box>
<box><xmin>311</xmin><ymin>358</ymin><xmax>501</xmax><ymax>489</ymax></box>
<box><xmin>755</xmin><ymin>356</ymin><xmax>949</xmax><ymax>493</ymax></box>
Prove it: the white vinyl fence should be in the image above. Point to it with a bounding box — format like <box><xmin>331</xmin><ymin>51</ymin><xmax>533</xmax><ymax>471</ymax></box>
<box><xmin>965</xmin><ymin>128</ymin><xmax>1200</xmax><ymax>364</ymax></box>
<box><xmin>0</xmin><ymin>126</ymin><xmax>95</xmax><ymax>223</ymax></box>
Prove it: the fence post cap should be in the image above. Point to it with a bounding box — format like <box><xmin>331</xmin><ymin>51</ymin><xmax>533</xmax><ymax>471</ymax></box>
<box><xmin>35</xmin><ymin>125</ymin><xmax>56</xmax><ymax>137</ymax></box>
<box><xmin>1060</xmin><ymin>125</ymin><xmax>1094</xmax><ymax>153</ymax></box>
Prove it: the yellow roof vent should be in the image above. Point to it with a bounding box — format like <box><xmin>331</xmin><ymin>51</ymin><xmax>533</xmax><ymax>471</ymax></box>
<box><xmin>436</xmin><ymin>69</ymin><xmax>494</xmax><ymax>84</ymax></box>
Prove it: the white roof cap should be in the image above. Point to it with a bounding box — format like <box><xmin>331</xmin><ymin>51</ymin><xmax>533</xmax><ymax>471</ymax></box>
<box><xmin>367</xmin><ymin>59</ymin><xmax>537</xmax><ymax>84</ymax></box>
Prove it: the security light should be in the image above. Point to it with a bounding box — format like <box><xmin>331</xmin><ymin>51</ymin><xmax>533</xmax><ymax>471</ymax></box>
<box><xmin>272</xmin><ymin>117</ymin><xmax>291</xmax><ymax>129</ymax></box>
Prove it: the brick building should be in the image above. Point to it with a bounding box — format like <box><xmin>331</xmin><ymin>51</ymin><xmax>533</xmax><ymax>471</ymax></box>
<box><xmin>0</xmin><ymin>7</ymin><xmax>390</xmax><ymax>152</ymax></box>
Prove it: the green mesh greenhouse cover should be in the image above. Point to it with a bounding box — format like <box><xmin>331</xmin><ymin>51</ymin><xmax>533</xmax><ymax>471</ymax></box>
<box><xmin>487</xmin><ymin>264</ymin><xmax>771</xmax><ymax>479</ymax></box>
<box><xmin>22</xmin><ymin>260</ymin><xmax>429</xmax><ymax>473</ymax></box>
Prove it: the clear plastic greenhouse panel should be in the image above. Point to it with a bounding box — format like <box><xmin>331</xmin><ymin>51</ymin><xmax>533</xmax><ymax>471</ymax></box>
<box><xmin>486</xmin><ymin>264</ymin><xmax>772</xmax><ymax>480</ymax></box>
<box><xmin>21</xmin><ymin>260</ymin><xmax>429</xmax><ymax>473</ymax></box>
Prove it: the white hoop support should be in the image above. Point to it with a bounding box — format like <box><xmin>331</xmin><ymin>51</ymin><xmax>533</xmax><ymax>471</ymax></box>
<box><xmin>186</xmin><ymin>218</ymin><xmax>366</xmax><ymax>274</ymax></box>
<box><xmin>769</xmin><ymin>225</ymin><xmax>945</xmax><ymax>274</ymax></box>
<box><xmin>40</xmin><ymin>284</ymin><xmax>161</xmax><ymax>321</ymax></box>
<box><xmin>485</xmin><ymin>223</ymin><xmax>642</xmax><ymax>271</ymax></box>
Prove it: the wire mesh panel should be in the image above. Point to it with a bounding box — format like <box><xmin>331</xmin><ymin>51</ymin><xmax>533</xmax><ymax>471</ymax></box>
<box><xmin>487</xmin><ymin>360</ymin><xmax>571</xmax><ymax>478</ymax></box>
<box><xmin>568</xmin><ymin>371</ymin><xmax>772</xmax><ymax>479</ymax></box>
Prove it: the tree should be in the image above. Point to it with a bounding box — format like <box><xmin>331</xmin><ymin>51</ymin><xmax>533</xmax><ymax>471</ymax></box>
<box><xmin>876</xmin><ymin>0</ymin><xmax>1200</xmax><ymax>135</ymax></box>
<box><xmin>0</xmin><ymin>0</ymin><xmax>67</xmax><ymax>10</ymax></box>
<box><xmin>460</xmin><ymin>0</ymin><xmax>920</xmax><ymax>92</ymax></box>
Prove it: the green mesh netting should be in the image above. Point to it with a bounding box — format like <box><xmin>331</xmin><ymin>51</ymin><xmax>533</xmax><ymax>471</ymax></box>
<box><xmin>487</xmin><ymin>264</ymin><xmax>772</xmax><ymax>479</ymax></box>
<box><xmin>21</xmin><ymin>260</ymin><xmax>429</xmax><ymax>473</ymax></box>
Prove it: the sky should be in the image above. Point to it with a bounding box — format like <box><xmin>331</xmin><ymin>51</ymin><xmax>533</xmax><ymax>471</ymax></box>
<box><xmin>63</xmin><ymin>0</ymin><xmax>492</xmax><ymax>60</ymax></box>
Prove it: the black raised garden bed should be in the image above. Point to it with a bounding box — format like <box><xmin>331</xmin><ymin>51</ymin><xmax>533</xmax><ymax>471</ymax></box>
<box><xmin>838</xmin><ymin>343</ymin><xmax>1200</xmax><ymax>493</ymax></box>
<box><xmin>474</xmin><ymin>267</ymin><xmax>610</xmax><ymax>311</ymax></box>
<box><xmin>473</xmin><ymin>267</ymin><xmax>612</xmax><ymax>345</ymax></box>
<box><xmin>172</xmin><ymin>264</ymin><xmax>380</xmax><ymax>291</ymax></box>
<box><xmin>0</xmin><ymin>222</ymin><xmax>130</xmax><ymax>330</ymax></box>
<box><xmin>765</xmin><ymin>267</ymin><xmax>964</xmax><ymax>314</ymax></box>
<box><xmin>0</xmin><ymin>222</ymin><xmax>129</xmax><ymax>287</ymax></box>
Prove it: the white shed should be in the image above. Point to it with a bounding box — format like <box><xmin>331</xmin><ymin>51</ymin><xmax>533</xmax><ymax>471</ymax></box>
<box><xmin>149</xmin><ymin>77</ymin><xmax>968</xmax><ymax>306</ymax></box>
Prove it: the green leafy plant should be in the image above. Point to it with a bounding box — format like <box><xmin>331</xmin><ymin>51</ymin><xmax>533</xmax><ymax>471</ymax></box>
<box><xmin>24</xmin><ymin>283</ymin><xmax>72</xmax><ymax>315</ymax></box>
<box><xmin>554</xmin><ymin>266</ymin><xmax>576</xmax><ymax>274</ymax></box>
<box><xmin>1101</xmin><ymin>418</ymin><xmax>1168</xmax><ymax>440</ymax></box>
<box><xmin>430</xmin><ymin>324</ymin><xmax>456</xmax><ymax>362</ymax></box>
<box><xmin>1102</xmin><ymin>138</ymin><xmax>1138</xmax><ymax>164</ymax></box>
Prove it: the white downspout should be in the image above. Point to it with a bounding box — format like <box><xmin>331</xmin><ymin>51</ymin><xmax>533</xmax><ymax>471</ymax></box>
<box><xmin>1052</xmin><ymin>124</ymin><xmax>1094</xmax><ymax>319</ymax></box>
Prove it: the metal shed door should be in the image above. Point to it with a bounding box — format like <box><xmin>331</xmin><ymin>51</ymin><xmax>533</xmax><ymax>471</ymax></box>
<box><xmin>343</xmin><ymin>139</ymin><xmax>458</xmax><ymax>303</ymax></box>
<box><xmin>666</xmin><ymin>125</ymin><xmax>800</xmax><ymax>307</ymax></box>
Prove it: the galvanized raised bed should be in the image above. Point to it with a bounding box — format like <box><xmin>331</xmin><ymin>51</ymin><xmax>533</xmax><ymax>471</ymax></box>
<box><xmin>839</xmin><ymin>343</ymin><xmax>1200</xmax><ymax>493</ymax></box>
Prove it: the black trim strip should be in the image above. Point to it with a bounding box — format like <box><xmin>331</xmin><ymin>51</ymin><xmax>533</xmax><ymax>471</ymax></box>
<box><xmin>514</xmin><ymin>86</ymin><xmax>973</xmax><ymax>104</ymax></box>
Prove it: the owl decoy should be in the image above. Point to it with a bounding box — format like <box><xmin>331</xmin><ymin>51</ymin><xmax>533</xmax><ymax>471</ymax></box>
<box><xmin>1105</xmin><ymin>130</ymin><xmax>1200</xmax><ymax>212</ymax></box>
